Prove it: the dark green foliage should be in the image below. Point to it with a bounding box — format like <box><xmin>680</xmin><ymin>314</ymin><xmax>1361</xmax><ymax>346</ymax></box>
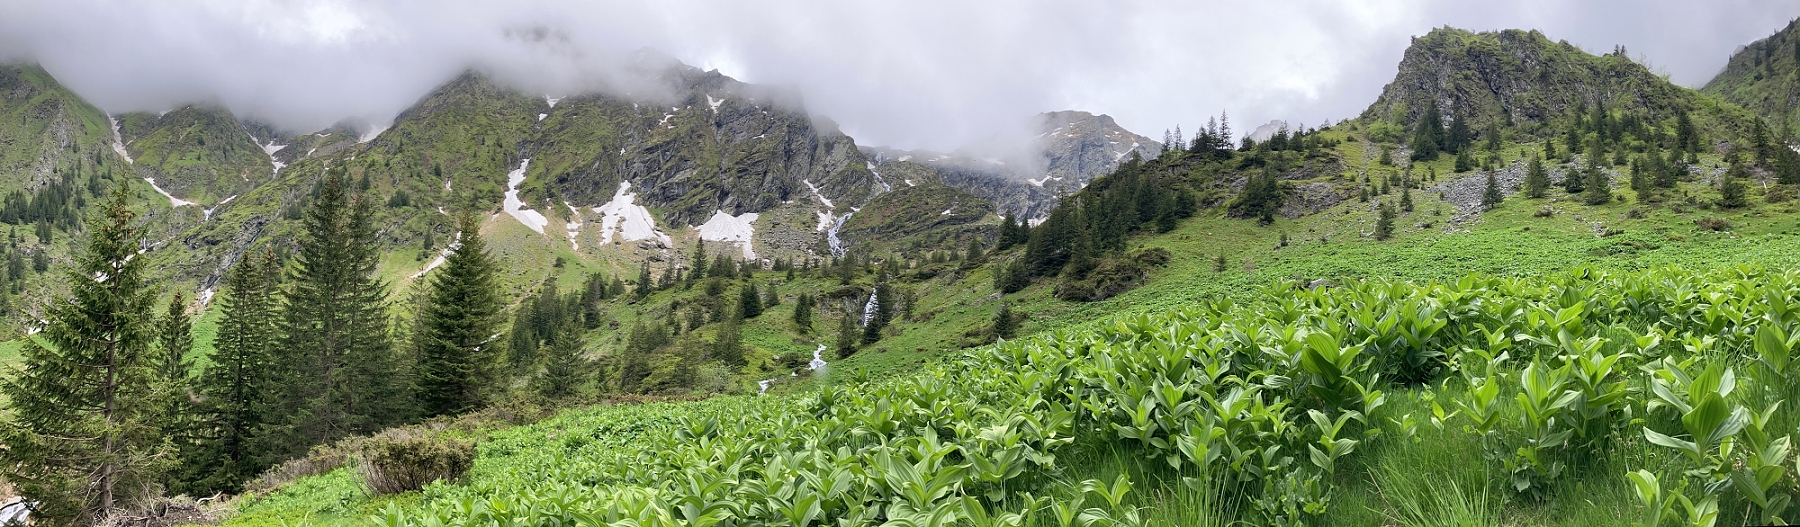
<box><xmin>415</xmin><ymin>215</ymin><xmax>506</xmax><ymax>417</ymax></box>
<box><xmin>1582</xmin><ymin>163</ymin><xmax>1612</xmax><ymax>205</ymax></box>
<box><xmin>152</xmin><ymin>292</ymin><xmax>196</xmax><ymax>492</ymax></box>
<box><xmin>1400</xmin><ymin>187</ymin><xmax>1415</xmax><ymax>213</ymax></box>
<box><xmin>533</xmin><ymin>321</ymin><xmax>587</xmax><ymax>399</ymax></box>
<box><xmin>738</xmin><ymin>283</ymin><xmax>763</xmax><ymax>319</ymax></box>
<box><xmin>1719</xmin><ymin>160</ymin><xmax>1750</xmax><ymax>209</ymax></box>
<box><xmin>1410</xmin><ymin>101</ymin><xmax>1444</xmax><ymax>161</ymax></box>
<box><xmin>1454</xmin><ymin>149</ymin><xmax>1474</xmax><ymax>172</ymax></box>
<box><xmin>1482</xmin><ymin>172</ymin><xmax>1503</xmax><ymax>209</ymax></box>
<box><xmin>993</xmin><ymin>304</ymin><xmax>1016</xmax><ymax>341</ymax></box>
<box><xmin>1214</xmin><ymin>254</ymin><xmax>1228</xmax><ymax>273</ymax></box>
<box><xmin>1232</xmin><ymin>168</ymin><xmax>1284</xmax><ymax>225</ymax></box>
<box><xmin>269</xmin><ymin>171</ymin><xmax>409</xmax><ymax>458</ymax></box>
<box><xmin>1375</xmin><ymin>201</ymin><xmax>1396</xmax><ymax>241</ymax></box>
<box><xmin>183</xmin><ymin>249</ymin><xmax>279</xmax><ymax>495</ymax></box>
<box><xmin>1563</xmin><ymin>161</ymin><xmax>1586</xmax><ymax>194</ymax></box>
<box><xmin>713</xmin><ymin>313</ymin><xmax>745</xmax><ymax>369</ymax></box>
<box><xmin>792</xmin><ymin>292</ymin><xmax>814</xmax><ymax>333</ymax></box>
<box><xmin>834</xmin><ymin>309</ymin><xmax>858</xmax><ymax>359</ymax></box>
<box><xmin>995</xmin><ymin>258</ymin><xmax>1029</xmax><ymax>294</ymax></box>
<box><xmin>0</xmin><ymin>188</ymin><xmax>161</xmax><ymax>525</ymax></box>
<box><xmin>1524</xmin><ymin>156</ymin><xmax>1550</xmax><ymax>198</ymax></box>
<box><xmin>357</xmin><ymin>430</ymin><xmax>475</xmax><ymax>496</ymax></box>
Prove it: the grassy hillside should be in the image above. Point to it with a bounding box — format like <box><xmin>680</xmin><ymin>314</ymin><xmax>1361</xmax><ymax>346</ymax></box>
<box><xmin>218</xmin><ymin>112</ymin><xmax>1800</xmax><ymax>524</ymax></box>
<box><xmin>1703</xmin><ymin>18</ymin><xmax>1800</xmax><ymax>135</ymax></box>
<box><xmin>117</xmin><ymin>104</ymin><xmax>273</xmax><ymax>204</ymax></box>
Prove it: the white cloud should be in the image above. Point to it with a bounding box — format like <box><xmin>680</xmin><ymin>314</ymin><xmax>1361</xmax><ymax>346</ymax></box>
<box><xmin>0</xmin><ymin>0</ymin><xmax>1791</xmax><ymax>150</ymax></box>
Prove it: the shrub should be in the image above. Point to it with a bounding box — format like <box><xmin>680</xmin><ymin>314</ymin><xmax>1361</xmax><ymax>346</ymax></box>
<box><xmin>358</xmin><ymin>430</ymin><xmax>476</xmax><ymax>496</ymax></box>
<box><xmin>1534</xmin><ymin>205</ymin><xmax>1555</xmax><ymax>218</ymax></box>
<box><xmin>1695</xmin><ymin>217</ymin><xmax>1732</xmax><ymax>232</ymax></box>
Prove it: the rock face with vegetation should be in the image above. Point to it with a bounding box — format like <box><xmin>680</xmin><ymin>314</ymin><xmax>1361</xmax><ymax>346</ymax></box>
<box><xmin>0</xmin><ymin>64</ymin><xmax>114</xmax><ymax>192</ymax></box>
<box><xmin>1363</xmin><ymin>27</ymin><xmax>1756</xmax><ymax>142</ymax></box>
<box><xmin>836</xmin><ymin>178</ymin><xmax>995</xmax><ymax>253</ymax></box>
<box><xmin>1704</xmin><ymin>19</ymin><xmax>1800</xmax><ymax>135</ymax></box>
<box><xmin>867</xmin><ymin>111</ymin><xmax>1161</xmax><ymax>220</ymax></box>
<box><xmin>116</xmin><ymin>104</ymin><xmax>274</xmax><ymax>205</ymax></box>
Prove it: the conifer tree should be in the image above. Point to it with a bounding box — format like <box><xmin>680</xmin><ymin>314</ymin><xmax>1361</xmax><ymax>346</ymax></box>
<box><xmin>1720</xmin><ymin>159</ymin><xmax>1750</xmax><ymax>209</ymax></box>
<box><xmin>1400</xmin><ymin>187</ymin><xmax>1415</xmax><ymax>213</ymax></box>
<box><xmin>1482</xmin><ymin>172</ymin><xmax>1503</xmax><ymax>209</ymax></box>
<box><xmin>1454</xmin><ymin>149</ymin><xmax>1475</xmax><ymax>172</ymax></box>
<box><xmin>533</xmin><ymin>318</ymin><xmax>587</xmax><ymax>398</ymax></box>
<box><xmin>993</xmin><ymin>303</ymin><xmax>1017</xmax><ymax>341</ymax></box>
<box><xmin>183</xmin><ymin>249</ymin><xmax>279</xmax><ymax>495</ymax></box>
<box><xmin>689</xmin><ymin>240</ymin><xmax>708</xmax><ymax>282</ymax></box>
<box><xmin>1410</xmin><ymin>102</ymin><xmax>1444</xmax><ymax>161</ymax></box>
<box><xmin>834</xmin><ymin>309</ymin><xmax>858</xmax><ymax>359</ymax></box>
<box><xmin>635</xmin><ymin>262</ymin><xmax>653</xmax><ymax>299</ymax></box>
<box><xmin>1563</xmin><ymin>162</ymin><xmax>1586</xmax><ymax>194</ymax></box>
<box><xmin>1374</xmin><ymin>202</ymin><xmax>1396</xmax><ymax>240</ymax></box>
<box><xmin>1213</xmin><ymin>254</ymin><xmax>1228</xmax><ymax>273</ymax></box>
<box><xmin>1582</xmin><ymin>165</ymin><xmax>1611</xmax><ymax>205</ymax></box>
<box><xmin>152</xmin><ymin>291</ymin><xmax>196</xmax><ymax>492</ymax></box>
<box><xmin>861</xmin><ymin>280</ymin><xmax>894</xmax><ymax>345</ymax></box>
<box><xmin>792</xmin><ymin>292</ymin><xmax>814</xmax><ymax>333</ymax></box>
<box><xmin>415</xmin><ymin>214</ymin><xmax>505</xmax><ymax>417</ymax></box>
<box><xmin>269</xmin><ymin>171</ymin><xmax>408</xmax><ymax>458</ymax></box>
<box><xmin>0</xmin><ymin>188</ymin><xmax>160</xmax><ymax>524</ymax></box>
<box><xmin>713</xmin><ymin>311</ymin><xmax>745</xmax><ymax>369</ymax></box>
<box><xmin>1524</xmin><ymin>156</ymin><xmax>1550</xmax><ymax>198</ymax></box>
<box><xmin>738</xmin><ymin>283</ymin><xmax>763</xmax><ymax>319</ymax></box>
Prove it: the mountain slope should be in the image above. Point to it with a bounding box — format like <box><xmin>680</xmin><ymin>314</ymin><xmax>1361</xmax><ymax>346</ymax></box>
<box><xmin>1702</xmin><ymin>18</ymin><xmax>1800</xmax><ymax>133</ymax></box>
<box><xmin>0</xmin><ymin>63</ymin><xmax>115</xmax><ymax>191</ymax></box>
<box><xmin>1363</xmin><ymin>27</ymin><xmax>1757</xmax><ymax>144</ymax></box>
<box><xmin>116</xmin><ymin>104</ymin><xmax>274</xmax><ymax>205</ymax></box>
<box><xmin>867</xmin><ymin>110</ymin><xmax>1160</xmax><ymax>219</ymax></box>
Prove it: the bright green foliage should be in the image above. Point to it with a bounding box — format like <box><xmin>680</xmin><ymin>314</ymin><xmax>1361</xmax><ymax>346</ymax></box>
<box><xmin>415</xmin><ymin>214</ymin><xmax>505</xmax><ymax>417</ymax></box>
<box><xmin>0</xmin><ymin>189</ymin><xmax>161</xmax><ymax>525</ymax></box>
<box><xmin>183</xmin><ymin>249</ymin><xmax>280</xmax><ymax>496</ymax></box>
<box><xmin>268</xmin><ymin>171</ymin><xmax>410</xmax><ymax>458</ymax></box>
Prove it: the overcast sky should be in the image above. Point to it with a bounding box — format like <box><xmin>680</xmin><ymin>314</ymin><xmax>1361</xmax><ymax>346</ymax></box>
<box><xmin>1</xmin><ymin>0</ymin><xmax>1795</xmax><ymax>151</ymax></box>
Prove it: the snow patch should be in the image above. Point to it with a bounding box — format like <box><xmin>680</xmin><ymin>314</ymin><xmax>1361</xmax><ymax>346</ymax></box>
<box><xmin>501</xmin><ymin>159</ymin><xmax>549</xmax><ymax>234</ymax></box>
<box><xmin>816</xmin><ymin>211</ymin><xmax>835</xmax><ymax>232</ymax></box>
<box><xmin>203</xmin><ymin>194</ymin><xmax>237</xmax><ymax>220</ymax></box>
<box><xmin>564</xmin><ymin>202</ymin><xmax>582</xmax><ymax>251</ymax></box>
<box><xmin>707</xmin><ymin>95</ymin><xmax>724</xmax><ymax>113</ymax></box>
<box><xmin>904</xmin><ymin>179</ymin><xmax>915</xmax><ymax>187</ymax></box>
<box><xmin>545</xmin><ymin>95</ymin><xmax>562</xmax><ymax>108</ymax></box>
<box><xmin>803</xmin><ymin>179</ymin><xmax>835</xmax><ymax>209</ymax></box>
<box><xmin>592</xmin><ymin>181</ymin><xmax>672</xmax><ymax>246</ymax></box>
<box><xmin>696</xmin><ymin>210</ymin><xmax>759</xmax><ymax>259</ymax></box>
<box><xmin>261</xmin><ymin>140</ymin><xmax>288</xmax><ymax>175</ymax></box>
<box><xmin>144</xmin><ymin>178</ymin><xmax>193</xmax><ymax>207</ymax></box>
<box><xmin>358</xmin><ymin>126</ymin><xmax>388</xmax><ymax>144</ymax></box>
<box><xmin>538</xmin><ymin>113</ymin><xmax>547</xmax><ymax>121</ymax></box>
<box><xmin>940</xmin><ymin>205</ymin><xmax>956</xmax><ymax>216</ymax></box>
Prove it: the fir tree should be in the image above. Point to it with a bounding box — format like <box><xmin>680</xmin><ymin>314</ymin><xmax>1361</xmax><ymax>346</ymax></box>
<box><xmin>1400</xmin><ymin>187</ymin><xmax>1415</xmax><ymax>213</ymax></box>
<box><xmin>1410</xmin><ymin>102</ymin><xmax>1444</xmax><ymax>161</ymax></box>
<box><xmin>792</xmin><ymin>292</ymin><xmax>814</xmax><ymax>333</ymax></box>
<box><xmin>533</xmin><ymin>319</ymin><xmax>587</xmax><ymax>398</ymax></box>
<box><xmin>415</xmin><ymin>214</ymin><xmax>505</xmax><ymax>417</ymax></box>
<box><xmin>738</xmin><ymin>283</ymin><xmax>763</xmax><ymax>319</ymax></box>
<box><xmin>1482</xmin><ymin>172</ymin><xmax>1503</xmax><ymax>209</ymax></box>
<box><xmin>1563</xmin><ymin>162</ymin><xmax>1586</xmax><ymax>194</ymax></box>
<box><xmin>1582</xmin><ymin>164</ymin><xmax>1611</xmax><ymax>205</ymax></box>
<box><xmin>152</xmin><ymin>291</ymin><xmax>196</xmax><ymax>492</ymax></box>
<box><xmin>1213</xmin><ymin>254</ymin><xmax>1228</xmax><ymax>273</ymax></box>
<box><xmin>1524</xmin><ymin>156</ymin><xmax>1550</xmax><ymax>198</ymax></box>
<box><xmin>993</xmin><ymin>303</ymin><xmax>1017</xmax><ymax>340</ymax></box>
<box><xmin>1454</xmin><ymin>149</ymin><xmax>1475</xmax><ymax>172</ymax></box>
<box><xmin>183</xmin><ymin>249</ymin><xmax>279</xmax><ymax>495</ymax></box>
<box><xmin>834</xmin><ymin>309</ymin><xmax>858</xmax><ymax>359</ymax></box>
<box><xmin>713</xmin><ymin>311</ymin><xmax>745</xmax><ymax>369</ymax></box>
<box><xmin>269</xmin><ymin>171</ymin><xmax>408</xmax><ymax>458</ymax></box>
<box><xmin>1374</xmin><ymin>201</ymin><xmax>1396</xmax><ymax>241</ymax></box>
<box><xmin>1719</xmin><ymin>159</ymin><xmax>1750</xmax><ymax>209</ymax></box>
<box><xmin>690</xmin><ymin>240</ymin><xmax>708</xmax><ymax>282</ymax></box>
<box><xmin>0</xmin><ymin>188</ymin><xmax>161</xmax><ymax>524</ymax></box>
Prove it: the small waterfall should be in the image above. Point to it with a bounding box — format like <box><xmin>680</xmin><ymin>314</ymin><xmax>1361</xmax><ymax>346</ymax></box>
<box><xmin>761</xmin><ymin>344</ymin><xmax>830</xmax><ymax>395</ymax></box>
<box><xmin>827</xmin><ymin>212</ymin><xmax>852</xmax><ymax>257</ymax></box>
<box><xmin>861</xmin><ymin>292</ymin><xmax>879</xmax><ymax>326</ymax></box>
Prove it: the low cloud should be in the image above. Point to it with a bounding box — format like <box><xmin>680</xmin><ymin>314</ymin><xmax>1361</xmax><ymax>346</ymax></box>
<box><xmin>0</xmin><ymin>0</ymin><xmax>1791</xmax><ymax>149</ymax></box>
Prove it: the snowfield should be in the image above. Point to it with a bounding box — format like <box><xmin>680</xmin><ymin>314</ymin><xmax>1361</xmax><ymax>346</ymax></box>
<box><xmin>593</xmin><ymin>181</ymin><xmax>672</xmax><ymax>246</ymax></box>
<box><xmin>696</xmin><ymin>210</ymin><xmax>759</xmax><ymax>259</ymax></box>
<box><xmin>502</xmin><ymin>159</ymin><xmax>550</xmax><ymax>234</ymax></box>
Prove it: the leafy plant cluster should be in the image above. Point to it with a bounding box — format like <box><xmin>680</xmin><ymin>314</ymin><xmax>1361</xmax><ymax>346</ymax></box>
<box><xmin>371</xmin><ymin>265</ymin><xmax>1800</xmax><ymax>526</ymax></box>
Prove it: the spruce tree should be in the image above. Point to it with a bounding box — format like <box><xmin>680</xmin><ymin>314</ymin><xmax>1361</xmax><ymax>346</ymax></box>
<box><xmin>1719</xmin><ymin>160</ymin><xmax>1750</xmax><ymax>209</ymax></box>
<box><xmin>1583</xmin><ymin>165</ymin><xmax>1611</xmax><ymax>205</ymax></box>
<box><xmin>1524</xmin><ymin>156</ymin><xmax>1550</xmax><ymax>198</ymax></box>
<box><xmin>861</xmin><ymin>280</ymin><xmax>895</xmax><ymax>345</ymax></box>
<box><xmin>713</xmin><ymin>311</ymin><xmax>745</xmax><ymax>369</ymax></box>
<box><xmin>1410</xmin><ymin>103</ymin><xmax>1444</xmax><ymax>161</ymax></box>
<box><xmin>1482</xmin><ymin>172</ymin><xmax>1503</xmax><ymax>209</ymax></box>
<box><xmin>834</xmin><ymin>309</ymin><xmax>858</xmax><ymax>359</ymax></box>
<box><xmin>1563</xmin><ymin>163</ymin><xmax>1586</xmax><ymax>194</ymax></box>
<box><xmin>183</xmin><ymin>249</ymin><xmax>279</xmax><ymax>495</ymax></box>
<box><xmin>533</xmin><ymin>318</ymin><xmax>587</xmax><ymax>398</ymax></box>
<box><xmin>0</xmin><ymin>188</ymin><xmax>161</xmax><ymax>524</ymax></box>
<box><xmin>792</xmin><ymin>292</ymin><xmax>814</xmax><ymax>333</ymax></box>
<box><xmin>152</xmin><ymin>292</ymin><xmax>196</xmax><ymax>493</ymax></box>
<box><xmin>738</xmin><ymin>283</ymin><xmax>763</xmax><ymax>318</ymax></box>
<box><xmin>1400</xmin><ymin>187</ymin><xmax>1415</xmax><ymax>213</ymax></box>
<box><xmin>270</xmin><ymin>171</ymin><xmax>408</xmax><ymax>458</ymax></box>
<box><xmin>1374</xmin><ymin>202</ymin><xmax>1396</xmax><ymax>241</ymax></box>
<box><xmin>993</xmin><ymin>303</ymin><xmax>1017</xmax><ymax>340</ymax></box>
<box><xmin>415</xmin><ymin>214</ymin><xmax>505</xmax><ymax>417</ymax></box>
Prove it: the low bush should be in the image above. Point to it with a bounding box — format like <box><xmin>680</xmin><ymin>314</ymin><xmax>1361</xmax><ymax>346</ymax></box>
<box><xmin>1695</xmin><ymin>217</ymin><xmax>1732</xmax><ymax>231</ymax></box>
<box><xmin>357</xmin><ymin>430</ymin><xmax>475</xmax><ymax>496</ymax></box>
